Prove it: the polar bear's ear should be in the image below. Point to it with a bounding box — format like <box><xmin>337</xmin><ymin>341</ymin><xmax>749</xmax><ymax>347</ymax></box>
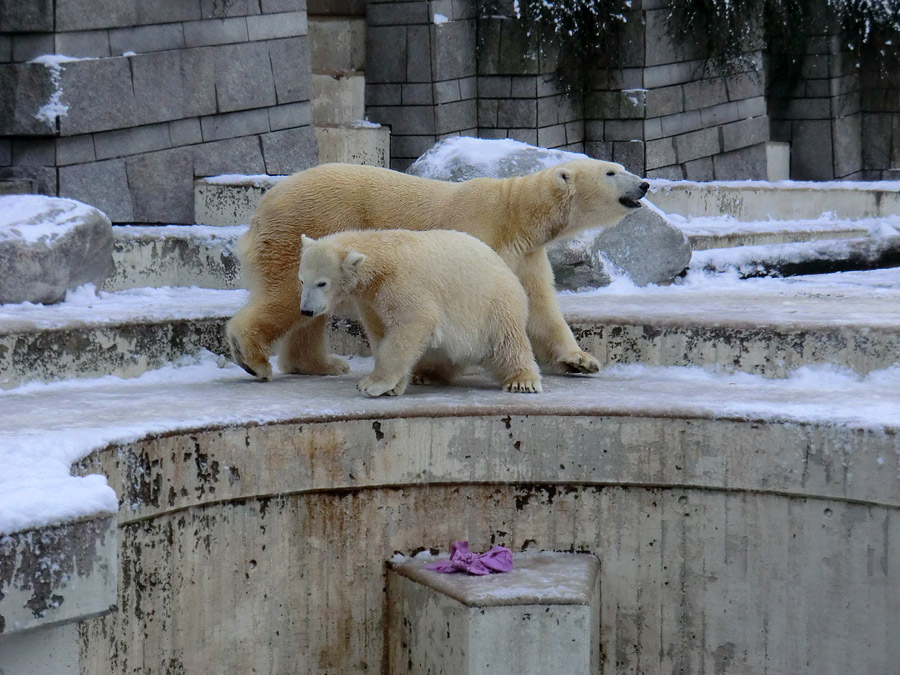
<box><xmin>554</xmin><ymin>166</ymin><xmax>573</xmax><ymax>189</ymax></box>
<box><xmin>343</xmin><ymin>251</ymin><xmax>367</xmax><ymax>272</ymax></box>
<box><xmin>301</xmin><ymin>234</ymin><xmax>316</xmax><ymax>247</ymax></box>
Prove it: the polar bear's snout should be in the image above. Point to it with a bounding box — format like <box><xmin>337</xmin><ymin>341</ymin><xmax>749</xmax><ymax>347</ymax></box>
<box><xmin>619</xmin><ymin>180</ymin><xmax>650</xmax><ymax>210</ymax></box>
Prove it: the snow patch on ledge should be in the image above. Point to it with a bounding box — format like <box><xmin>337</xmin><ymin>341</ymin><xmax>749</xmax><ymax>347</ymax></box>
<box><xmin>201</xmin><ymin>174</ymin><xmax>286</xmax><ymax>187</ymax></box>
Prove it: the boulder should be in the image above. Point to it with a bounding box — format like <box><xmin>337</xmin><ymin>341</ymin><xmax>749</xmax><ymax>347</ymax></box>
<box><xmin>0</xmin><ymin>195</ymin><xmax>113</xmax><ymax>304</ymax></box>
<box><xmin>591</xmin><ymin>204</ymin><xmax>693</xmax><ymax>287</ymax></box>
<box><xmin>408</xmin><ymin>137</ymin><xmax>692</xmax><ymax>288</ymax></box>
<box><xmin>407</xmin><ymin>136</ymin><xmax>586</xmax><ymax>182</ymax></box>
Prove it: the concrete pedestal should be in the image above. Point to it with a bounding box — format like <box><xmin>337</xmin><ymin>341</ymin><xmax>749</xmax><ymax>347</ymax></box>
<box><xmin>387</xmin><ymin>552</ymin><xmax>600</xmax><ymax>675</ymax></box>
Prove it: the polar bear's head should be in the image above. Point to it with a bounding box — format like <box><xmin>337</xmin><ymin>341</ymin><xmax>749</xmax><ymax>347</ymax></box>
<box><xmin>550</xmin><ymin>159</ymin><xmax>650</xmax><ymax>237</ymax></box>
<box><xmin>298</xmin><ymin>234</ymin><xmax>366</xmax><ymax>317</ymax></box>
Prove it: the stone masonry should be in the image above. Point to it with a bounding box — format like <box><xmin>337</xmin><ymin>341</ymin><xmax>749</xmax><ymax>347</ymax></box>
<box><xmin>365</xmin><ymin>0</ymin><xmax>770</xmax><ymax>177</ymax></box>
<box><xmin>0</xmin><ymin>0</ymin><xmax>317</xmax><ymax>223</ymax></box>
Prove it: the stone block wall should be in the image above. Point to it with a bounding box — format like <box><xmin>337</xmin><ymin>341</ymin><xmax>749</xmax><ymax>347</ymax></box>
<box><xmin>366</xmin><ymin>0</ymin><xmax>477</xmax><ymax>170</ymax></box>
<box><xmin>585</xmin><ymin>2</ymin><xmax>769</xmax><ymax>180</ymax></box>
<box><xmin>0</xmin><ymin>0</ymin><xmax>316</xmax><ymax>223</ymax></box>
<box><xmin>768</xmin><ymin>8</ymin><xmax>864</xmax><ymax>181</ymax></box>
<box><xmin>860</xmin><ymin>61</ymin><xmax>900</xmax><ymax>180</ymax></box>
<box><xmin>365</xmin><ymin>0</ymin><xmax>770</xmax><ymax>178</ymax></box>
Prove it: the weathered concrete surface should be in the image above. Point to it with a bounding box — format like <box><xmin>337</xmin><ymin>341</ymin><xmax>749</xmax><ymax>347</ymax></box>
<box><xmin>311</xmin><ymin>72</ymin><xmax>365</xmax><ymax>125</ymax></box>
<box><xmin>387</xmin><ymin>553</ymin><xmax>600</xmax><ymax>674</ymax></box>
<box><xmin>102</xmin><ymin>225</ymin><xmax>244</xmax><ymax>292</ymax></box>
<box><xmin>651</xmin><ymin>180</ymin><xmax>900</xmax><ymax>220</ymax></box>
<box><xmin>50</xmin><ymin>366</ymin><xmax>898</xmax><ymax>675</ymax></box>
<box><xmin>315</xmin><ymin>124</ymin><xmax>390</xmax><ymax>167</ymax></box>
<box><xmin>0</xmin><ymin>342</ymin><xmax>896</xmax><ymax>673</ymax></box>
<box><xmin>0</xmin><ymin>196</ymin><xmax>113</xmax><ymax>304</ymax></box>
<box><xmin>0</xmin><ymin>516</ymin><xmax>116</xmax><ymax>636</ymax></box>
<box><xmin>193</xmin><ymin>175</ymin><xmax>284</xmax><ymax>228</ymax></box>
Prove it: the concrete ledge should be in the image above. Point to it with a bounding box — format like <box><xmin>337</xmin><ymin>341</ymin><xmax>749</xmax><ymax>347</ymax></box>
<box><xmin>193</xmin><ymin>175</ymin><xmax>285</xmax><ymax>228</ymax></box>
<box><xmin>43</xmin><ymin>362</ymin><xmax>897</xmax><ymax>675</ymax></box>
<box><xmin>315</xmin><ymin>124</ymin><xmax>390</xmax><ymax>167</ymax></box>
<box><xmin>651</xmin><ymin>179</ymin><xmax>900</xmax><ymax>220</ymax></box>
<box><xmin>387</xmin><ymin>552</ymin><xmax>600</xmax><ymax>674</ymax></box>
<box><xmin>0</xmin><ymin>515</ymin><xmax>116</xmax><ymax>637</ymax></box>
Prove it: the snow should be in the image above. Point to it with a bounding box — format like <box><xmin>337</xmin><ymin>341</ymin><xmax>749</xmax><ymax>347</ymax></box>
<box><xmin>30</xmin><ymin>55</ymin><xmax>90</xmax><ymax>127</ymax></box>
<box><xmin>114</xmin><ymin>224</ymin><xmax>247</xmax><ymax>241</ymax></box>
<box><xmin>202</xmin><ymin>174</ymin><xmax>286</xmax><ymax>187</ymax></box>
<box><xmin>0</xmin><ymin>284</ymin><xmax>247</xmax><ymax>331</ymax></box>
<box><xmin>350</xmin><ymin>118</ymin><xmax>382</xmax><ymax>128</ymax></box>
<box><xmin>414</xmin><ymin>136</ymin><xmax>586</xmax><ymax>176</ymax></box>
<box><xmin>0</xmin><ymin>194</ymin><xmax>101</xmax><ymax>244</ymax></box>
<box><xmin>433</xmin><ymin>13</ymin><xmax>449</xmax><ymax>24</ymax></box>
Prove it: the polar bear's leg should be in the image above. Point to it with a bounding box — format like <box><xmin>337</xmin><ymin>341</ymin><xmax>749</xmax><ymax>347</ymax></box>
<box><xmin>226</xmin><ymin>296</ymin><xmax>300</xmax><ymax>381</ymax></box>
<box><xmin>518</xmin><ymin>249</ymin><xmax>600</xmax><ymax>375</ymax></box>
<box><xmin>485</xmin><ymin>314</ymin><xmax>542</xmax><ymax>393</ymax></box>
<box><xmin>278</xmin><ymin>314</ymin><xmax>350</xmax><ymax>376</ymax></box>
<box><xmin>358</xmin><ymin>319</ymin><xmax>437</xmax><ymax>397</ymax></box>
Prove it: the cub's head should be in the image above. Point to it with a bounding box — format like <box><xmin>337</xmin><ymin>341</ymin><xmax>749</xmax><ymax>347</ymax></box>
<box><xmin>551</xmin><ymin>159</ymin><xmax>650</xmax><ymax>236</ymax></box>
<box><xmin>298</xmin><ymin>234</ymin><xmax>366</xmax><ymax>317</ymax></box>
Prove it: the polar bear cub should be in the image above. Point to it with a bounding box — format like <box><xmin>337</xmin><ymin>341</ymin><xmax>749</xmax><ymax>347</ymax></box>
<box><xmin>298</xmin><ymin>229</ymin><xmax>542</xmax><ymax>397</ymax></box>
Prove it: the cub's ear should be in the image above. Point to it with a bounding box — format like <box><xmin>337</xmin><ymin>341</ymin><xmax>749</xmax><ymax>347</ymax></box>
<box><xmin>301</xmin><ymin>234</ymin><xmax>315</xmax><ymax>247</ymax></box>
<box><xmin>343</xmin><ymin>250</ymin><xmax>367</xmax><ymax>272</ymax></box>
<box><xmin>554</xmin><ymin>166</ymin><xmax>573</xmax><ymax>189</ymax></box>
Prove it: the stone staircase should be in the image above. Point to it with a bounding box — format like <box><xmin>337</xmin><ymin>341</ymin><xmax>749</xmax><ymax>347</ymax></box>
<box><xmin>3</xmin><ymin>179</ymin><xmax>900</xmax><ymax>675</ymax></box>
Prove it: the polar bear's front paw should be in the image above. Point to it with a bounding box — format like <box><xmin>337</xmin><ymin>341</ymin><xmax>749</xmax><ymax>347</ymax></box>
<box><xmin>503</xmin><ymin>372</ymin><xmax>542</xmax><ymax>393</ymax></box>
<box><xmin>358</xmin><ymin>374</ymin><xmax>408</xmax><ymax>397</ymax></box>
<box><xmin>559</xmin><ymin>350</ymin><xmax>600</xmax><ymax>375</ymax></box>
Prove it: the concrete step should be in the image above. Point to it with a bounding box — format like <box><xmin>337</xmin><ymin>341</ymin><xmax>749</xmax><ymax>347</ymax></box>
<box><xmin>315</xmin><ymin>122</ymin><xmax>390</xmax><ymax>167</ymax></box>
<box><xmin>5</xmin><ymin>352</ymin><xmax>899</xmax><ymax>674</ymax></box>
<box><xmin>4</xmin><ymin>270</ymin><xmax>899</xmax><ymax>388</ymax></box>
<box><xmin>679</xmin><ymin>215</ymin><xmax>879</xmax><ymax>250</ymax></box>
<box><xmin>650</xmin><ymin>179</ymin><xmax>900</xmax><ymax>221</ymax></box>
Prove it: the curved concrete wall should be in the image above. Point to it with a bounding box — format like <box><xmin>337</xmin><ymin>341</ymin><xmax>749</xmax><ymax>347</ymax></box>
<box><xmin>74</xmin><ymin>412</ymin><xmax>899</xmax><ymax>674</ymax></box>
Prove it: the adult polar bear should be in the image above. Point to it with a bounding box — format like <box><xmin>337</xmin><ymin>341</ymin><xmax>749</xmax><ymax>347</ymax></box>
<box><xmin>227</xmin><ymin>159</ymin><xmax>650</xmax><ymax>381</ymax></box>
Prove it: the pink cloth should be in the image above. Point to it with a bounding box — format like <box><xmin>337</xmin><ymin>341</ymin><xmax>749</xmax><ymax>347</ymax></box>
<box><xmin>424</xmin><ymin>541</ymin><xmax>513</xmax><ymax>575</ymax></box>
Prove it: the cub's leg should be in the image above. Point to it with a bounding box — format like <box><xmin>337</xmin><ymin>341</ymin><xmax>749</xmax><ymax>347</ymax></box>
<box><xmin>486</xmin><ymin>313</ymin><xmax>542</xmax><ymax>393</ymax></box>
<box><xmin>517</xmin><ymin>248</ymin><xmax>600</xmax><ymax>374</ymax></box>
<box><xmin>278</xmin><ymin>314</ymin><xmax>350</xmax><ymax>376</ymax></box>
<box><xmin>358</xmin><ymin>318</ymin><xmax>438</xmax><ymax>397</ymax></box>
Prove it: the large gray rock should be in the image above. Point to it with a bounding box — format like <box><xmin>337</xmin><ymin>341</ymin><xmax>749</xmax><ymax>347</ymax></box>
<box><xmin>407</xmin><ymin>136</ymin><xmax>586</xmax><ymax>181</ymax></box>
<box><xmin>0</xmin><ymin>195</ymin><xmax>113</xmax><ymax>304</ymax></box>
<box><xmin>408</xmin><ymin>137</ymin><xmax>692</xmax><ymax>288</ymax></box>
<box><xmin>591</xmin><ymin>205</ymin><xmax>693</xmax><ymax>287</ymax></box>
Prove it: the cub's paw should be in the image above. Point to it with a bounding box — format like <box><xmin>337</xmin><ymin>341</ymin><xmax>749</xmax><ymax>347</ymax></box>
<box><xmin>358</xmin><ymin>375</ymin><xmax>407</xmax><ymax>397</ymax></box>
<box><xmin>502</xmin><ymin>372</ymin><xmax>543</xmax><ymax>393</ymax></box>
<box><xmin>559</xmin><ymin>350</ymin><xmax>600</xmax><ymax>374</ymax></box>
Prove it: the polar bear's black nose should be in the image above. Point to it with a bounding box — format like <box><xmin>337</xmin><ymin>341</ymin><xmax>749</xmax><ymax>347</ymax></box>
<box><xmin>301</xmin><ymin>309</ymin><xmax>314</xmax><ymax>317</ymax></box>
<box><xmin>639</xmin><ymin>181</ymin><xmax>650</xmax><ymax>194</ymax></box>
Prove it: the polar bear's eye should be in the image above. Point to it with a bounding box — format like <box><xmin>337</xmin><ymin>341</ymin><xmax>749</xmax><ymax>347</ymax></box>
<box><xmin>606</xmin><ymin>170</ymin><xmax>615</xmax><ymax>176</ymax></box>
<box><xmin>316</xmin><ymin>281</ymin><xmax>327</xmax><ymax>288</ymax></box>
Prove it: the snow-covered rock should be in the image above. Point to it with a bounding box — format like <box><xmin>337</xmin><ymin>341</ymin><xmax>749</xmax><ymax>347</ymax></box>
<box><xmin>406</xmin><ymin>137</ymin><xmax>691</xmax><ymax>288</ymax></box>
<box><xmin>0</xmin><ymin>195</ymin><xmax>113</xmax><ymax>304</ymax></box>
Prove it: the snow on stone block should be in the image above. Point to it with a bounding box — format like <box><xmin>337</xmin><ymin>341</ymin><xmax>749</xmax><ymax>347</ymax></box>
<box><xmin>0</xmin><ymin>195</ymin><xmax>113</xmax><ymax>305</ymax></box>
<box><xmin>407</xmin><ymin>136</ymin><xmax>691</xmax><ymax>289</ymax></box>
<box><xmin>387</xmin><ymin>551</ymin><xmax>600</xmax><ymax>674</ymax></box>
